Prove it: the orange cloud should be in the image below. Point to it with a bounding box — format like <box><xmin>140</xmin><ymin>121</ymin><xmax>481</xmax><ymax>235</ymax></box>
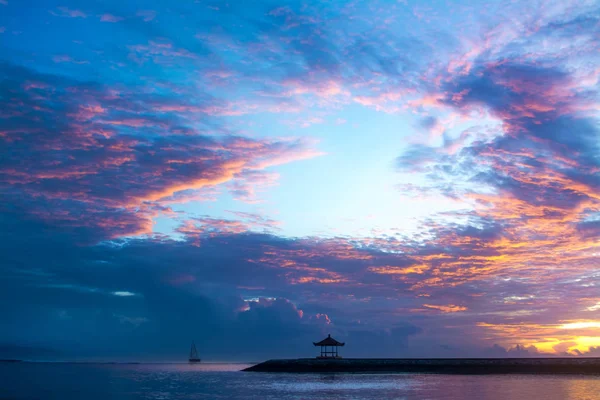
<box><xmin>422</xmin><ymin>304</ymin><xmax>467</xmax><ymax>313</ymax></box>
<box><xmin>368</xmin><ymin>265</ymin><xmax>429</xmax><ymax>274</ymax></box>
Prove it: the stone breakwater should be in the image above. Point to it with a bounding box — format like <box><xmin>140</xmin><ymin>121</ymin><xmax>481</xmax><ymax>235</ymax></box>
<box><xmin>243</xmin><ymin>358</ymin><xmax>600</xmax><ymax>374</ymax></box>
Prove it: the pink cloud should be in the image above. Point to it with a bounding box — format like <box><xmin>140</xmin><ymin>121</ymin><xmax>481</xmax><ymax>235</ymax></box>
<box><xmin>177</xmin><ymin>218</ymin><xmax>249</xmax><ymax>237</ymax></box>
<box><xmin>178</xmin><ymin>212</ymin><xmax>281</xmax><ymax>237</ymax></box>
<box><xmin>422</xmin><ymin>304</ymin><xmax>468</xmax><ymax>313</ymax></box>
<box><xmin>353</xmin><ymin>91</ymin><xmax>406</xmax><ymax>109</ymax></box>
<box><xmin>0</xmin><ymin>63</ymin><xmax>323</xmax><ymax>241</ymax></box>
<box><xmin>243</xmin><ymin>298</ymin><xmax>304</xmax><ymax>319</ymax></box>
<box><xmin>312</xmin><ymin>313</ymin><xmax>332</xmax><ymax>325</ymax></box>
<box><xmin>68</xmin><ymin>105</ymin><xmax>106</xmax><ymax>121</ymax></box>
<box><xmin>226</xmin><ymin>210</ymin><xmax>281</xmax><ymax>230</ymax></box>
<box><xmin>100</xmin><ymin>118</ymin><xmax>164</xmax><ymax>128</ymax></box>
<box><xmin>282</xmin><ymin>79</ymin><xmax>350</xmax><ymax>100</ymax></box>
<box><xmin>22</xmin><ymin>81</ymin><xmax>49</xmax><ymax>91</ymax></box>
<box><xmin>155</xmin><ymin>99</ymin><xmax>302</xmax><ymax>117</ymax></box>
<box><xmin>128</xmin><ymin>41</ymin><xmax>198</xmax><ymax>64</ymax></box>
<box><xmin>51</xmin><ymin>7</ymin><xmax>87</xmax><ymax>18</ymax></box>
<box><xmin>52</xmin><ymin>55</ymin><xmax>89</xmax><ymax>64</ymax></box>
<box><xmin>229</xmin><ymin>170</ymin><xmax>280</xmax><ymax>203</ymax></box>
<box><xmin>100</xmin><ymin>14</ymin><xmax>123</xmax><ymax>23</ymax></box>
<box><xmin>167</xmin><ymin>274</ymin><xmax>197</xmax><ymax>286</ymax></box>
<box><xmin>406</xmin><ymin>93</ymin><xmax>445</xmax><ymax>109</ymax></box>
<box><xmin>283</xmin><ymin>116</ymin><xmax>325</xmax><ymax>128</ymax></box>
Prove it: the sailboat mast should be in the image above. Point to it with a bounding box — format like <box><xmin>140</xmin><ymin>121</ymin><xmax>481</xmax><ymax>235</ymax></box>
<box><xmin>189</xmin><ymin>341</ymin><xmax>200</xmax><ymax>362</ymax></box>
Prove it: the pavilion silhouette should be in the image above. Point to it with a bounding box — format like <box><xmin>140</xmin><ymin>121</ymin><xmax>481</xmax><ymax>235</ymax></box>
<box><xmin>313</xmin><ymin>334</ymin><xmax>345</xmax><ymax>359</ymax></box>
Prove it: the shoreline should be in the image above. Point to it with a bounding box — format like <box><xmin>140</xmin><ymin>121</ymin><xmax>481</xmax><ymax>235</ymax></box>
<box><xmin>243</xmin><ymin>358</ymin><xmax>600</xmax><ymax>374</ymax></box>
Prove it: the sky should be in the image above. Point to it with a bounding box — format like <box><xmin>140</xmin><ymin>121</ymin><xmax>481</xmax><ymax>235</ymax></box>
<box><xmin>0</xmin><ymin>0</ymin><xmax>599</xmax><ymax>361</ymax></box>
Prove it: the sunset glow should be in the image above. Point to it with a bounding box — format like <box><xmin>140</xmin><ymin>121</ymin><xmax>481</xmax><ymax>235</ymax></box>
<box><xmin>1</xmin><ymin>0</ymin><xmax>599</xmax><ymax>360</ymax></box>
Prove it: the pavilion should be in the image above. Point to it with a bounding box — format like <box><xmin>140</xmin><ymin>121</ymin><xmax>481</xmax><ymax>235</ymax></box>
<box><xmin>313</xmin><ymin>334</ymin><xmax>345</xmax><ymax>359</ymax></box>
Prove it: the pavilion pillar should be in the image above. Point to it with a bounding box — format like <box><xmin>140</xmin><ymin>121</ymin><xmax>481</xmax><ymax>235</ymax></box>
<box><xmin>314</xmin><ymin>334</ymin><xmax>344</xmax><ymax>359</ymax></box>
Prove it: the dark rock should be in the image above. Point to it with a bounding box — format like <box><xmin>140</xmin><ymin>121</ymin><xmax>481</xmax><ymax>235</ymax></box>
<box><xmin>244</xmin><ymin>358</ymin><xmax>600</xmax><ymax>374</ymax></box>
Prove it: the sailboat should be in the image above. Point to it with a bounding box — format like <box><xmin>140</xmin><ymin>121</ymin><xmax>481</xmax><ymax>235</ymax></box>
<box><xmin>189</xmin><ymin>341</ymin><xmax>201</xmax><ymax>363</ymax></box>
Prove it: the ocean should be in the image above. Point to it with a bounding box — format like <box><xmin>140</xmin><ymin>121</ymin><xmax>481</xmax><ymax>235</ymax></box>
<box><xmin>2</xmin><ymin>362</ymin><xmax>600</xmax><ymax>399</ymax></box>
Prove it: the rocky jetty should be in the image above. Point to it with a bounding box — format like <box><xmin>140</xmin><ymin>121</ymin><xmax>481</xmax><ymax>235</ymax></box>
<box><xmin>244</xmin><ymin>358</ymin><xmax>600</xmax><ymax>374</ymax></box>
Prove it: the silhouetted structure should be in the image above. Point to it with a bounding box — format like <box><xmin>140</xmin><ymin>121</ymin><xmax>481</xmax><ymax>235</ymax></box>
<box><xmin>189</xmin><ymin>341</ymin><xmax>201</xmax><ymax>363</ymax></box>
<box><xmin>244</xmin><ymin>358</ymin><xmax>600</xmax><ymax>374</ymax></box>
<box><xmin>313</xmin><ymin>334</ymin><xmax>344</xmax><ymax>359</ymax></box>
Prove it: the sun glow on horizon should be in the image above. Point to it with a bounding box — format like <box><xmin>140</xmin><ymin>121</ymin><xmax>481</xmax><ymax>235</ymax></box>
<box><xmin>560</xmin><ymin>322</ymin><xmax>600</xmax><ymax>330</ymax></box>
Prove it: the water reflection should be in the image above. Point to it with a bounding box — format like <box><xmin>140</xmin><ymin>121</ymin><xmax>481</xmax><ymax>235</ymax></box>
<box><xmin>2</xmin><ymin>363</ymin><xmax>600</xmax><ymax>400</ymax></box>
<box><xmin>411</xmin><ymin>374</ymin><xmax>600</xmax><ymax>400</ymax></box>
<box><xmin>108</xmin><ymin>362</ymin><xmax>253</xmax><ymax>372</ymax></box>
<box><xmin>565</xmin><ymin>376</ymin><xmax>600</xmax><ymax>400</ymax></box>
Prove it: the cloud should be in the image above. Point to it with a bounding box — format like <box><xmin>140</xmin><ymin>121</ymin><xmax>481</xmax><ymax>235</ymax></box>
<box><xmin>228</xmin><ymin>170</ymin><xmax>280</xmax><ymax>203</ymax></box>
<box><xmin>99</xmin><ymin>14</ymin><xmax>123</xmax><ymax>23</ymax></box>
<box><xmin>422</xmin><ymin>304</ymin><xmax>467</xmax><ymax>313</ymax></box>
<box><xmin>0</xmin><ymin>210</ymin><xmax>481</xmax><ymax>358</ymax></box>
<box><xmin>574</xmin><ymin>346</ymin><xmax>600</xmax><ymax>357</ymax></box>
<box><xmin>393</xmin><ymin>3</ymin><xmax>600</xmax><ymax>288</ymax></box>
<box><xmin>0</xmin><ymin>218</ymin><xmax>371</xmax><ymax>359</ymax></box>
<box><xmin>136</xmin><ymin>10</ymin><xmax>156</xmax><ymax>22</ymax></box>
<box><xmin>52</xmin><ymin>55</ymin><xmax>89</xmax><ymax>64</ymax></box>
<box><xmin>128</xmin><ymin>41</ymin><xmax>199</xmax><ymax>64</ymax></box>
<box><xmin>2</xmin><ymin>197</ymin><xmax>599</xmax><ymax>358</ymax></box>
<box><xmin>0</xmin><ymin>62</ymin><xmax>320</xmax><ymax>242</ymax></box>
<box><xmin>2</xmin><ymin>0</ymin><xmax>600</xmax><ymax>360</ymax></box>
<box><xmin>482</xmin><ymin>344</ymin><xmax>541</xmax><ymax>358</ymax></box>
<box><xmin>577</xmin><ymin>218</ymin><xmax>600</xmax><ymax>239</ymax></box>
<box><xmin>50</xmin><ymin>7</ymin><xmax>87</xmax><ymax>18</ymax></box>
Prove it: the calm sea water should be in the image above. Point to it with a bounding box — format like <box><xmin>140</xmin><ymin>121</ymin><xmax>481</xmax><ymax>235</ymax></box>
<box><xmin>2</xmin><ymin>362</ymin><xmax>600</xmax><ymax>400</ymax></box>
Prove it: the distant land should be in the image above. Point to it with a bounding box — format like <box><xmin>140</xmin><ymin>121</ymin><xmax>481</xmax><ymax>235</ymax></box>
<box><xmin>0</xmin><ymin>360</ymin><xmax>142</xmax><ymax>364</ymax></box>
<box><xmin>244</xmin><ymin>358</ymin><xmax>600</xmax><ymax>374</ymax></box>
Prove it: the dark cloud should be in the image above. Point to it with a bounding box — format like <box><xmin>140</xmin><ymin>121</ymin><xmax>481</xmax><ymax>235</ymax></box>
<box><xmin>7</xmin><ymin>198</ymin><xmax>596</xmax><ymax>359</ymax></box>
<box><xmin>0</xmin><ymin>211</ymin><xmax>433</xmax><ymax>360</ymax></box>
<box><xmin>577</xmin><ymin>219</ymin><xmax>600</xmax><ymax>239</ymax></box>
<box><xmin>481</xmin><ymin>344</ymin><xmax>540</xmax><ymax>358</ymax></box>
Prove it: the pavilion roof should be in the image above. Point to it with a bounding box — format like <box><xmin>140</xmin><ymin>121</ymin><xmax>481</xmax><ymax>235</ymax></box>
<box><xmin>313</xmin><ymin>334</ymin><xmax>345</xmax><ymax>346</ymax></box>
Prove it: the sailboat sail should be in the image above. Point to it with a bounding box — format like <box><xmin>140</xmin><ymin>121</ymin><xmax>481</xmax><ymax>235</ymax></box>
<box><xmin>189</xmin><ymin>342</ymin><xmax>201</xmax><ymax>362</ymax></box>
